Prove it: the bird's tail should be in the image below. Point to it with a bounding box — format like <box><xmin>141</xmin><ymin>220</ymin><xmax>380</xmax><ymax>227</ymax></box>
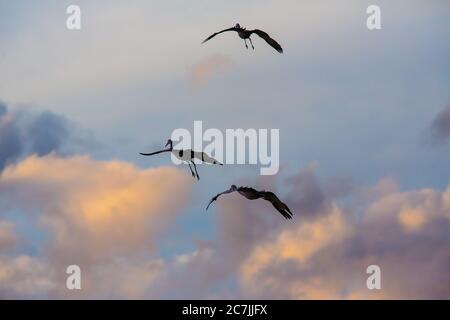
<box><xmin>197</xmin><ymin>152</ymin><xmax>223</xmax><ymax>165</ymax></box>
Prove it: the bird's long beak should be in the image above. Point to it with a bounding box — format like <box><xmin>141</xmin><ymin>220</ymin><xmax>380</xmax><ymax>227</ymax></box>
<box><xmin>139</xmin><ymin>148</ymin><xmax>171</xmax><ymax>156</ymax></box>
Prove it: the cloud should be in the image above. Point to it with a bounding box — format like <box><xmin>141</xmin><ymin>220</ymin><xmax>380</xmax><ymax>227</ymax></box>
<box><xmin>26</xmin><ymin>111</ymin><xmax>70</xmax><ymax>156</ymax></box>
<box><xmin>0</xmin><ymin>256</ymin><xmax>57</xmax><ymax>299</ymax></box>
<box><xmin>1</xmin><ymin>161</ymin><xmax>449</xmax><ymax>299</ymax></box>
<box><xmin>0</xmin><ymin>221</ymin><xmax>17</xmax><ymax>251</ymax></box>
<box><xmin>0</xmin><ymin>100</ymin><xmax>73</xmax><ymax>170</ymax></box>
<box><xmin>427</xmin><ymin>104</ymin><xmax>450</xmax><ymax>145</ymax></box>
<box><xmin>0</xmin><ymin>101</ymin><xmax>23</xmax><ymax>169</ymax></box>
<box><xmin>0</xmin><ymin>154</ymin><xmax>191</xmax><ymax>298</ymax></box>
<box><xmin>285</xmin><ymin>164</ymin><xmax>333</xmax><ymax>218</ymax></box>
<box><xmin>0</xmin><ymin>154</ymin><xmax>191</xmax><ymax>261</ymax></box>
<box><xmin>162</xmin><ymin>166</ymin><xmax>450</xmax><ymax>299</ymax></box>
<box><xmin>190</xmin><ymin>54</ymin><xmax>234</xmax><ymax>88</ymax></box>
<box><xmin>238</xmin><ymin>174</ymin><xmax>450</xmax><ymax>299</ymax></box>
<box><xmin>240</xmin><ymin>206</ymin><xmax>347</xmax><ymax>298</ymax></box>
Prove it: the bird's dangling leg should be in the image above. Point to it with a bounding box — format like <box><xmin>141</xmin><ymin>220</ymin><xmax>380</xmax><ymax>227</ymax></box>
<box><xmin>249</xmin><ymin>37</ymin><xmax>255</xmax><ymax>50</ymax></box>
<box><xmin>244</xmin><ymin>39</ymin><xmax>248</xmax><ymax>49</ymax></box>
<box><xmin>187</xmin><ymin>162</ymin><xmax>196</xmax><ymax>178</ymax></box>
<box><xmin>191</xmin><ymin>161</ymin><xmax>200</xmax><ymax>180</ymax></box>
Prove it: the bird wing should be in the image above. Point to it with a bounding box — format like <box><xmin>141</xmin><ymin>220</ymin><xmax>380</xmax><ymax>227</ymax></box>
<box><xmin>250</xmin><ymin>29</ymin><xmax>283</xmax><ymax>53</ymax></box>
<box><xmin>262</xmin><ymin>192</ymin><xmax>293</xmax><ymax>219</ymax></box>
<box><xmin>202</xmin><ymin>27</ymin><xmax>239</xmax><ymax>44</ymax></box>
<box><xmin>139</xmin><ymin>148</ymin><xmax>171</xmax><ymax>156</ymax></box>
<box><xmin>206</xmin><ymin>187</ymin><xmax>236</xmax><ymax>210</ymax></box>
<box><xmin>237</xmin><ymin>186</ymin><xmax>263</xmax><ymax>199</ymax></box>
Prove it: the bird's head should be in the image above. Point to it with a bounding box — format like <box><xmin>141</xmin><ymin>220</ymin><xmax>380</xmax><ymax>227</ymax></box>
<box><xmin>231</xmin><ymin>184</ymin><xmax>238</xmax><ymax>191</ymax></box>
<box><xmin>235</xmin><ymin>23</ymin><xmax>241</xmax><ymax>29</ymax></box>
<box><xmin>165</xmin><ymin>139</ymin><xmax>173</xmax><ymax>149</ymax></box>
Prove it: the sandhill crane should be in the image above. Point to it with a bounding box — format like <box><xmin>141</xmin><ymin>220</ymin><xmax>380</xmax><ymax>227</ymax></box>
<box><xmin>140</xmin><ymin>139</ymin><xmax>222</xmax><ymax>180</ymax></box>
<box><xmin>206</xmin><ymin>185</ymin><xmax>293</xmax><ymax>219</ymax></box>
<box><xmin>202</xmin><ymin>23</ymin><xmax>283</xmax><ymax>53</ymax></box>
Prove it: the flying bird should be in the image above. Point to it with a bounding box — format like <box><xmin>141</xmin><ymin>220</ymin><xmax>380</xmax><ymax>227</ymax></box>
<box><xmin>206</xmin><ymin>185</ymin><xmax>293</xmax><ymax>219</ymax></box>
<box><xmin>202</xmin><ymin>23</ymin><xmax>283</xmax><ymax>53</ymax></box>
<box><xmin>140</xmin><ymin>139</ymin><xmax>222</xmax><ymax>180</ymax></box>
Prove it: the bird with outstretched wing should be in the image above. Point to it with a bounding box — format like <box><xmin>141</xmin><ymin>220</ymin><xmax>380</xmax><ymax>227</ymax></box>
<box><xmin>206</xmin><ymin>185</ymin><xmax>293</xmax><ymax>219</ymax></box>
<box><xmin>202</xmin><ymin>23</ymin><xmax>283</xmax><ymax>53</ymax></box>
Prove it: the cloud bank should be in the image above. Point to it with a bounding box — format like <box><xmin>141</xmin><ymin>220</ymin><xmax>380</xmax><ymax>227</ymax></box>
<box><xmin>0</xmin><ymin>154</ymin><xmax>449</xmax><ymax>299</ymax></box>
<box><xmin>163</xmin><ymin>167</ymin><xmax>450</xmax><ymax>299</ymax></box>
<box><xmin>0</xmin><ymin>154</ymin><xmax>191</xmax><ymax>298</ymax></box>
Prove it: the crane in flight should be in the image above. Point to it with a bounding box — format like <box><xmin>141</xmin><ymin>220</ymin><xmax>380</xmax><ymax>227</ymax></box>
<box><xmin>206</xmin><ymin>185</ymin><xmax>293</xmax><ymax>219</ymax></box>
<box><xmin>140</xmin><ymin>139</ymin><xmax>222</xmax><ymax>180</ymax></box>
<box><xmin>202</xmin><ymin>23</ymin><xmax>283</xmax><ymax>53</ymax></box>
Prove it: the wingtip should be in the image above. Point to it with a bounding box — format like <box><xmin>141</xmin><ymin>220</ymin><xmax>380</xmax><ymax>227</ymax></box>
<box><xmin>283</xmin><ymin>210</ymin><xmax>293</xmax><ymax>220</ymax></box>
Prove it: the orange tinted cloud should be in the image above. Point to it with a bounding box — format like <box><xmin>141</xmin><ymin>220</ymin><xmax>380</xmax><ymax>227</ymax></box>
<box><xmin>243</xmin><ymin>206</ymin><xmax>345</xmax><ymax>262</ymax></box>
<box><xmin>0</xmin><ymin>154</ymin><xmax>192</xmax><ymax>298</ymax></box>
<box><xmin>1</xmin><ymin>154</ymin><xmax>191</xmax><ymax>261</ymax></box>
<box><xmin>398</xmin><ymin>208</ymin><xmax>427</xmax><ymax>232</ymax></box>
<box><xmin>190</xmin><ymin>54</ymin><xmax>233</xmax><ymax>88</ymax></box>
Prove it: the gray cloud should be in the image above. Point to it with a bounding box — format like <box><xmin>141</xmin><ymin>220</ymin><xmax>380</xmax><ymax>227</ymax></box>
<box><xmin>285</xmin><ymin>165</ymin><xmax>354</xmax><ymax>219</ymax></box>
<box><xmin>285</xmin><ymin>165</ymin><xmax>330</xmax><ymax>217</ymax></box>
<box><xmin>0</xmin><ymin>100</ymin><xmax>72</xmax><ymax>170</ymax></box>
<box><xmin>428</xmin><ymin>105</ymin><xmax>450</xmax><ymax>145</ymax></box>
<box><xmin>0</xmin><ymin>103</ymin><xmax>23</xmax><ymax>170</ymax></box>
<box><xmin>27</xmin><ymin>111</ymin><xmax>69</xmax><ymax>156</ymax></box>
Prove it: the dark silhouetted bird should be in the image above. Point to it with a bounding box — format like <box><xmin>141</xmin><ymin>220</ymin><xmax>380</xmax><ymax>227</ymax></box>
<box><xmin>140</xmin><ymin>139</ymin><xmax>222</xmax><ymax>180</ymax></box>
<box><xmin>206</xmin><ymin>185</ymin><xmax>293</xmax><ymax>219</ymax></box>
<box><xmin>202</xmin><ymin>23</ymin><xmax>283</xmax><ymax>53</ymax></box>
